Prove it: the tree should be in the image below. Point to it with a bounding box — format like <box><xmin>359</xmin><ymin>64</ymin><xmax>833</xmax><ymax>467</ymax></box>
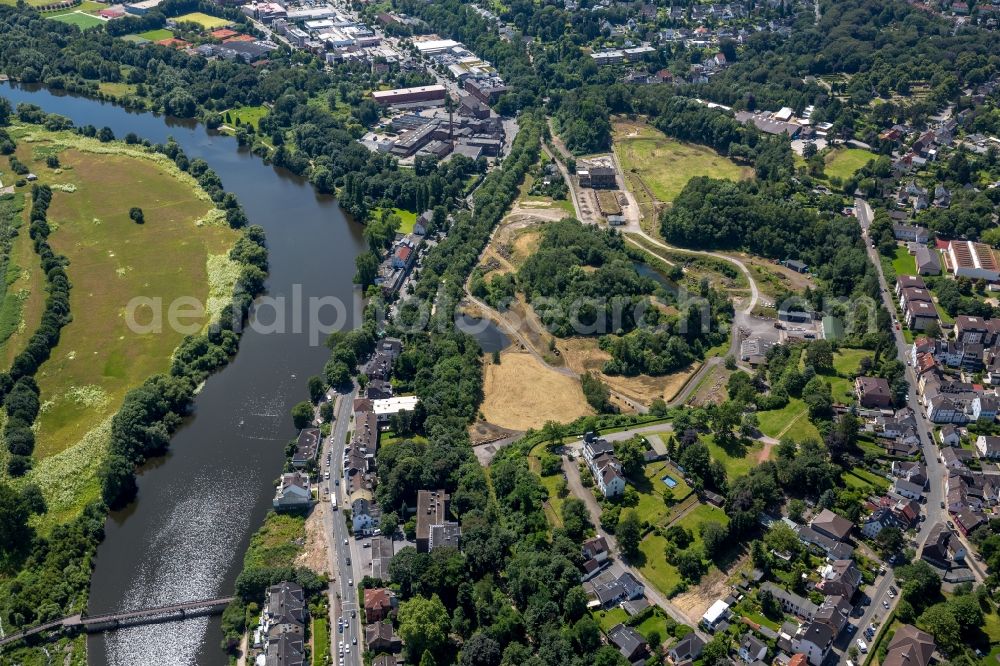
<box><xmin>307</xmin><ymin>376</ymin><xmax>325</xmax><ymax>404</ymax></box>
<box><xmin>700</xmin><ymin>521</ymin><xmax>729</xmax><ymax>559</ymax></box>
<box><xmin>805</xmin><ymin>340</ymin><xmax>834</xmax><ymax>372</ymax></box>
<box><xmin>788</xmin><ymin>499</ymin><xmax>805</xmax><ymax>523</ymax></box>
<box><xmin>614</xmin><ymin>436</ymin><xmax>645</xmax><ymax>477</ymax></box>
<box><xmin>399</xmin><ymin>594</ymin><xmax>452</xmax><ymax>662</ymax></box>
<box><xmin>675</xmin><ymin>548</ymin><xmax>706</xmax><ymax>581</ymax></box>
<box><xmin>760</xmin><ymin>588</ymin><xmax>781</xmax><ymax>619</ymax></box>
<box><xmin>917</xmin><ymin>603</ymin><xmax>961</xmax><ymax>655</ymax></box>
<box><xmin>355</xmin><ymin>252</ymin><xmax>378</xmax><ymax>287</ymax></box>
<box><xmin>876</xmin><ymin>526</ymin><xmax>904</xmax><ymax>557</ymax></box>
<box><xmin>560</xmin><ymin>498</ymin><xmax>592</xmax><ymax>542</ymax></box>
<box><xmin>459</xmin><ymin>633</ymin><xmax>502</xmax><ymax>666</ymax></box>
<box><xmin>702</xmin><ymin>635</ymin><xmax>730</xmax><ymax>666</ymax></box>
<box><xmin>291</xmin><ymin>401</ymin><xmax>313</xmax><ymax>429</ymax></box>
<box><xmin>650</xmin><ymin>398</ymin><xmax>668</xmax><ymax>416</ymax></box>
<box><xmin>129</xmin><ymin>207</ymin><xmax>144</xmax><ymax>224</ymax></box>
<box><xmin>380</xmin><ymin>511</ymin><xmax>398</xmax><ymax>538</ymax></box>
<box><xmin>616</xmin><ymin>510</ymin><xmax>642</xmax><ymax>559</ymax></box>
<box><xmin>45</xmin><ymin>154</ymin><xmax>59</xmax><ymax>169</ymax></box>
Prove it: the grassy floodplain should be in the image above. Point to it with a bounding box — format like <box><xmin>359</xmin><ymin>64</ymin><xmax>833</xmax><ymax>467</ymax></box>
<box><xmin>0</xmin><ymin>126</ymin><xmax>240</xmax><ymax>526</ymax></box>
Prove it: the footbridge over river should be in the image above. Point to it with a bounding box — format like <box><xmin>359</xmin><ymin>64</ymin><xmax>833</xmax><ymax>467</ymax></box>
<box><xmin>0</xmin><ymin>596</ymin><xmax>235</xmax><ymax>650</ymax></box>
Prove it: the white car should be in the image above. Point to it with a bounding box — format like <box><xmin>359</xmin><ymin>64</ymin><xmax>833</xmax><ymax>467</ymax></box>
<box><xmin>857</xmin><ymin>640</ymin><xmax>868</xmax><ymax>654</ymax></box>
<box><xmin>887</xmin><ymin>589</ymin><xmax>896</xmax><ymax>598</ymax></box>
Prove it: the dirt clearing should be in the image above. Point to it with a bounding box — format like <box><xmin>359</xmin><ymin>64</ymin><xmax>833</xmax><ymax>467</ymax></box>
<box><xmin>557</xmin><ymin>337</ymin><xmax>699</xmax><ymax>404</ymax></box>
<box><xmin>481</xmin><ymin>351</ymin><xmax>592</xmax><ymax>430</ymax></box>
<box><xmin>297</xmin><ymin>503</ymin><xmax>331</xmax><ymax>576</ymax></box>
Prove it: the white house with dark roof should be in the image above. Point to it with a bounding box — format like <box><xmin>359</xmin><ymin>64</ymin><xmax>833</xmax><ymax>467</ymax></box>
<box><xmin>976</xmin><ymin>435</ymin><xmax>1000</xmax><ymax>460</ymax></box>
<box><xmin>273</xmin><ymin>472</ymin><xmax>311</xmax><ymax>510</ymax></box>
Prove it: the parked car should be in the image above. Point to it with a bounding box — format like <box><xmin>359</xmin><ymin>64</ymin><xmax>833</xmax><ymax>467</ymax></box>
<box><xmin>857</xmin><ymin>640</ymin><xmax>868</xmax><ymax>654</ymax></box>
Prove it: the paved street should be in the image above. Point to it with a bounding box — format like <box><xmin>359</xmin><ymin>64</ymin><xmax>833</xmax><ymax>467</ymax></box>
<box><xmin>320</xmin><ymin>387</ymin><xmax>362</xmax><ymax>666</ymax></box>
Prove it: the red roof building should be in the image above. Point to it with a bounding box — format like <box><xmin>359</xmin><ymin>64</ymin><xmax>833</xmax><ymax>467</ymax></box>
<box><xmin>364</xmin><ymin>587</ymin><xmax>397</xmax><ymax>623</ymax></box>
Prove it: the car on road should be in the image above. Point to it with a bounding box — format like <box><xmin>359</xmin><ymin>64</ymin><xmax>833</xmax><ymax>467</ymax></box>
<box><xmin>348</xmin><ymin>579</ymin><xmax>353</xmax><ymax>586</ymax></box>
<box><xmin>353</xmin><ymin>637</ymin><xmax>357</xmax><ymax>645</ymax></box>
<box><xmin>344</xmin><ymin>538</ymin><xmax>348</xmax><ymax>545</ymax></box>
<box><xmin>363</xmin><ymin>542</ymin><xmax>371</xmax><ymax>548</ymax></box>
<box><xmin>947</xmin><ymin>520</ymin><xmax>955</xmax><ymax>529</ymax></box>
<box><xmin>941</xmin><ymin>501</ymin><xmax>945</xmax><ymax>509</ymax></box>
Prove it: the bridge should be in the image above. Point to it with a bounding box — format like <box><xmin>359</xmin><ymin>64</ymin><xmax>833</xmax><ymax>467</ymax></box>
<box><xmin>0</xmin><ymin>596</ymin><xmax>235</xmax><ymax>650</ymax></box>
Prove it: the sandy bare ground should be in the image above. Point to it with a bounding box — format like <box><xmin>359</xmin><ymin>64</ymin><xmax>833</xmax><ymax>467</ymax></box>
<box><xmin>671</xmin><ymin>553</ymin><xmax>749</xmax><ymax>621</ymax></box>
<box><xmin>756</xmin><ymin>439</ymin><xmax>776</xmax><ymax>463</ymax></box>
<box><xmin>558</xmin><ymin>337</ymin><xmax>700</xmax><ymax>404</ymax></box>
<box><xmin>296</xmin><ymin>503</ymin><xmax>331</xmax><ymax>576</ymax></box>
<box><xmin>481</xmin><ymin>350</ymin><xmax>592</xmax><ymax>430</ymax></box>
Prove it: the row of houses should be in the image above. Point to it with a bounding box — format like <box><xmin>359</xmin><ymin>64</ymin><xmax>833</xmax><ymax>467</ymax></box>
<box><xmin>252</xmin><ymin>582</ymin><xmax>308</xmax><ymax>666</ymax></box>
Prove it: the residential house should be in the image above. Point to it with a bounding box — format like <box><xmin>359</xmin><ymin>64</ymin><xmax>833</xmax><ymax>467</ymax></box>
<box><xmin>810</xmin><ymin>509</ymin><xmax>854</xmax><ymax>542</ymax></box>
<box><xmin>922</xmin><ymin>522</ymin><xmax>966</xmax><ymax>567</ymax></box>
<box><xmin>273</xmin><ymin>472</ymin><xmax>311</xmax><ymax>511</ymax></box>
<box><xmin>972</xmin><ymin>395</ymin><xmax>999</xmax><ymax>422</ymax></box>
<box><xmin>792</xmin><ymin>621</ymin><xmax>835</xmax><ymax>666</ymax></box>
<box><xmin>351</xmin><ymin>490</ymin><xmax>378</xmax><ymax>534</ymax></box>
<box><xmin>855</xmin><ymin>377</ymin><xmax>892</xmax><ymax>409</ymax></box>
<box><xmin>882</xmin><ymin>625</ymin><xmax>935</xmax><ymax>666</ymax></box>
<box><xmin>895</xmin><ymin>275</ymin><xmax>926</xmax><ymax>297</ymax></box>
<box><xmin>416</xmin><ymin>489</ymin><xmax>461</xmax><ymax>553</ymax></box>
<box><xmin>608</xmin><ymin>624</ymin><xmax>649</xmax><ymax>663</ymax></box>
<box><xmin>265</xmin><ymin>634</ymin><xmax>305</xmax><ymax>666</ymax></box>
<box><xmin>976</xmin><ymin>435</ymin><xmax>1000</xmax><ymax>460</ymax></box>
<box><xmin>738</xmin><ymin>633</ymin><xmax>768</xmax><ymax>663</ymax></box>
<box><xmin>760</xmin><ymin>583</ymin><xmax>817</xmax><ymax>620</ymax></box>
<box><xmin>893</xmin><ymin>224</ymin><xmax>930</xmax><ymax>243</ymax></box>
<box><xmin>816</xmin><ymin>560</ymin><xmax>861</xmax><ymax>599</ymax></box>
<box><xmin>365</xmin><ymin>620</ymin><xmax>403</xmax><ymax>654</ymax></box>
<box><xmin>939</xmin><ymin>425</ymin><xmax>961</xmax><ymax>446</ymax></box>
<box><xmin>955</xmin><ymin>507</ymin><xmax>986</xmax><ymax>535</ymax></box>
<box><xmin>914</xmin><ymin>246</ymin><xmax>941</xmax><ymax>275</ymax></box>
<box><xmin>905</xmin><ymin>300</ymin><xmax>939</xmax><ymax>331</ymax></box>
<box><xmin>814</xmin><ymin>595</ymin><xmax>851</xmax><ymax>635</ymax></box>
<box><xmin>591</xmin><ymin>572</ymin><xmax>645</xmax><ymax>607</ymax></box>
<box><xmin>364</xmin><ymin>588</ymin><xmax>397</xmax><ymax>623</ymax></box>
<box><xmin>862</xmin><ymin>507</ymin><xmax>900</xmax><ymax>539</ymax></box>
<box><xmin>701</xmin><ymin>599</ymin><xmax>731</xmax><ymax>632</ymax></box>
<box><xmin>291</xmin><ymin>428</ymin><xmax>320</xmax><ymax>467</ymax></box>
<box><xmin>668</xmin><ymin>633</ymin><xmax>705</xmax><ymax>665</ymax></box>
<box><xmin>893</xmin><ymin>478</ymin><xmax>924</xmax><ymax>500</ymax></box>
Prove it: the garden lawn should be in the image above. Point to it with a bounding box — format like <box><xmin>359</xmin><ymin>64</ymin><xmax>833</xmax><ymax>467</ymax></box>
<box><xmin>48</xmin><ymin>11</ymin><xmax>104</xmax><ymax>28</ymax></box>
<box><xmin>701</xmin><ymin>433</ymin><xmax>765</xmax><ymax>479</ymax></box>
<box><xmin>638</xmin><ymin>533</ymin><xmax>683</xmax><ymax>597</ymax></box>
<box><xmin>137</xmin><ymin>28</ymin><xmax>174</xmax><ymax>41</ymax></box>
<box><xmin>824</xmin><ymin>148</ymin><xmax>876</xmax><ymax>181</ymax></box>
<box><xmin>594</xmin><ymin>607</ymin><xmax>629</xmax><ymax>632</ymax></box>
<box><xmin>757</xmin><ymin>398</ymin><xmax>820</xmax><ymax>441</ymax></box>
<box><xmin>371</xmin><ymin>207</ymin><xmax>418</xmax><ymax>233</ymax></box>
<box><xmin>175</xmin><ymin>11</ymin><xmax>231</xmax><ymax>28</ymax></box>
<box><xmin>613</xmin><ymin>121</ymin><xmax>752</xmax><ymax>203</ymax></box>
<box><xmin>833</xmin><ymin>348</ymin><xmax>870</xmax><ymax>375</ymax></box>
<box><xmin>825</xmin><ymin>374</ymin><xmax>856</xmax><ymax>405</ymax></box>
<box><xmin>634</xmin><ymin>611</ymin><xmax>673</xmax><ymax>643</ymax></box>
<box><xmin>674</xmin><ymin>503</ymin><xmax>729</xmax><ymax>551</ymax></box>
<box><xmin>891</xmin><ymin>245</ymin><xmax>916</xmax><ymax>277</ymax></box>
<box><xmin>841</xmin><ymin>468</ymin><xmax>889</xmax><ymax>492</ymax></box>
<box><xmin>313</xmin><ymin>618</ymin><xmax>330</xmax><ymax>666</ymax></box>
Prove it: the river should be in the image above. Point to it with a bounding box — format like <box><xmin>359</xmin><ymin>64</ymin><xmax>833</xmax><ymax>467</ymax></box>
<box><xmin>0</xmin><ymin>82</ymin><xmax>367</xmax><ymax>666</ymax></box>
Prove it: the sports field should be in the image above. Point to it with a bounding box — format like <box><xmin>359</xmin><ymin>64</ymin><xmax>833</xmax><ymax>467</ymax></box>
<box><xmin>175</xmin><ymin>11</ymin><xmax>231</xmax><ymax>28</ymax></box>
<box><xmin>613</xmin><ymin>119</ymin><xmax>753</xmax><ymax>203</ymax></box>
<box><xmin>137</xmin><ymin>28</ymin><xmax>174</xmax><ymax>41</ymax></box>
<box><xmin>3</xmin><ymin>127</ymin><xmax>238</xmax><ymax>523</ymax></box>
<box><xmin>49</xmin><ymin>11</ymin><xmax>103</xmax><ymax>28</ymax></box>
